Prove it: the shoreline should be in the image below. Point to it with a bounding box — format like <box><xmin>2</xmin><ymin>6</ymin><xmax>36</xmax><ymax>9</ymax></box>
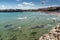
<box><xmin>42</xmin><ymin>11</ymin><xmax>60</xmax><ymax>16</ymax></box>
<box><xmin>49</xmin><ymin>12</ymin><xmax>60</xmax><ymax>16</ymax></box>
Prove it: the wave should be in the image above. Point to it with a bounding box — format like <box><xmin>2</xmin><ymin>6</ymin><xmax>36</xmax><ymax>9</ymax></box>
<box><xmin>17</xmin><ymin>17</ymin><xmax>27</xmax><ymax>19</ymax></box>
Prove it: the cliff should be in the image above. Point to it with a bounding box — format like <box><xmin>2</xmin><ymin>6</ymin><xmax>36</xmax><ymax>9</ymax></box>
<box><xmin>39</xmin><ymin>23</ymin><xmax>60</xmax><ymax>40</ymax></box>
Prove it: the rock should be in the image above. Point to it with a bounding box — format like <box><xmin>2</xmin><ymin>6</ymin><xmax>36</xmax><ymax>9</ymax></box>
<box><xmin>39</xmin><ymin>23</ymin><xmax>60</xmax><ymax>40</ymax></box>
<box><xmin>4</xmin><ymin>24</ymin><xmax>13</xmax><ymax>28</ymax></box>
<box><xmin>31</xmin><ymin>25</ymin><xmax>44</xmax><ymax>29</ymax></box>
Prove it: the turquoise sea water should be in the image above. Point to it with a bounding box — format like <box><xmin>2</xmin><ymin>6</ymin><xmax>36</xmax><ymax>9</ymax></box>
<box><xmin>0</xmin><ymin>12</ymin><xmax>60</xmax><ymax>30</ymax></box>
<box><xmin>0</xmin><ymin>12</ymin><xmax>60</xmax><ymax>40</ymax></box>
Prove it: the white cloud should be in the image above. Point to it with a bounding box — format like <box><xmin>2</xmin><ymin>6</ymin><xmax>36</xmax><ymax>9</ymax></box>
<box><xmin>43</xmin><ymin>5</ymin><xmax>59</xmax><ymax>8</ymax></box>
<box><xmin>17</xmin><ymin>2</ymin><xmax>37</xmax><ymax>9</ymax></box>
<box><xmin>22</xmin><ymin>2</ymin><xmax>35</xmax><ymax>6</ymax></box>
<box><xmin>39</xmin><ymin>5</ymin><xmax>60</xmax><ymax>8</ymax></box>
<box><xmin>0</xmin><ymin>5</ymin><xmax>6</xmax><ymax>9</ymax></box>
<box><xmin>1</xmin><ymin>5</ymin><xmax>5</xmax><ymax>8</ymax></box>
<box><xmin>0</xmin><ymin>5</ymin><xmax>16</xmax><ymax>9</ymax></box>
<box><xmin>17</xmin><ymin>5</ymin><xmax>37</xmax><ymax>9</ymax></box>
<box><xmin>17</xmin><ymin>4</ymin><xmax>23</xmax><ymax>7</ymax></box>
<box><xmin>48</xmin><ymin>5</ymin><xmax>59</xmax><ymax>7</ymax></box>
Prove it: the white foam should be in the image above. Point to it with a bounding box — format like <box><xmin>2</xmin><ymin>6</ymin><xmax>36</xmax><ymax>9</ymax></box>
<box><xmin>52</xmin><ymin>18</ymin><xmax>56</xmax><ymax>20</ymax></box>
<box><xmin>47</xmin><ymin>18</ymin><xmax>50</xmax><ymax>20</ymax></box>
<box><xmin>17</xmin><ymin>17</ymin><xmax>27</xmax><ymax>19</ymax></box>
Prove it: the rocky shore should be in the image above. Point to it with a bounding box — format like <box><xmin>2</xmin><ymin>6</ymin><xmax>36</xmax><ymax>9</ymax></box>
<box><xmin>39</xmin><ymin>23</ymin><xmax>60</xmax><ymax>40</ymax></box>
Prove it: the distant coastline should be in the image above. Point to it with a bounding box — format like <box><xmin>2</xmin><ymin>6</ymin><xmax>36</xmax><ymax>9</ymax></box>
<box><xmin>0</xmin><ymin>6</ymin><xmax>60</xmax><ymax>12</ymax></box>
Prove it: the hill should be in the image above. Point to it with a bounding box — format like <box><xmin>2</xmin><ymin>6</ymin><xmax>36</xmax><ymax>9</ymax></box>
<box><xmin>0</xmin><ymin>6</ymin><xmax>60</xmax><ymax>12</ymax></box>
<box><xmin>38</xmin><ymin>6</ymin><xmax>60</xmax><ymax>12</ymax></box>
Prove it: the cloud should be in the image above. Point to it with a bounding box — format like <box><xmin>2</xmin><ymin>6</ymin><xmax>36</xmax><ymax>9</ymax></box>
<box><xmin>17</xmin><ymin>4</ymin><xmax>23</xmax><ymax>7</ymax></box>
<box><xmin>22</xmin><ymin>2</ymin><xmax>35</xmax><ymax>6</ymax></box>
<box><xmin>0</xmin><ymin>5</ymin><xmax>16</xmax><ymax>9</ymax></box>
<box><xmin>17</xmin><ymin>2</ymin><xmax>37</xmax><ymax>9</ymax></box>
<box><xmin>39</xmin><ymin>5</ymin><xmax>60</xmax><ymax>8</ymax></box>
<box><xmin>0</xmin><ymin>5</ymin><xmax>6</xmax><ymax>9</ymax></box>
<box><xmin>46</xmin><ymin>5</ymin><xmax>60</xmax><ymax>7</ymax></box>
<box><xmin>1</xmin><ymin>5</ymin><xmax>5</xmax><ymax>8</ymax></box>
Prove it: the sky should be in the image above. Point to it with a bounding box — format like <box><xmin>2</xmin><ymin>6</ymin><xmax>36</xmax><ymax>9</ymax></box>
<box><xmin>0</xmin><ymin>0</ymin><xmax>60</xmax><ymax>9</ymax></box>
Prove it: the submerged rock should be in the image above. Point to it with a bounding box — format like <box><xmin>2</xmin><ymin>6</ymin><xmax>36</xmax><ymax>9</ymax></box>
<box><xmin>31</xmin><ymin>25</ymin><xmax>44</xmax><ymax>29</ymax></box>
<box><xmin>4</xmin><ymin>24</ymin><xmax>13</xmax><ymax>28</ymax></box>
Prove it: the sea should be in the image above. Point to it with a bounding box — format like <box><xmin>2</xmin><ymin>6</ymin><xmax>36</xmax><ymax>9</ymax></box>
<box><xmin>0</xmin><ymin>12</ymin><xmax>60</xmax><ymax>40</ymax></box>
<box><xmin>0</xmin><ymin>12</ymin><xmax>60</xmax><ymax>31</ymax></box>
